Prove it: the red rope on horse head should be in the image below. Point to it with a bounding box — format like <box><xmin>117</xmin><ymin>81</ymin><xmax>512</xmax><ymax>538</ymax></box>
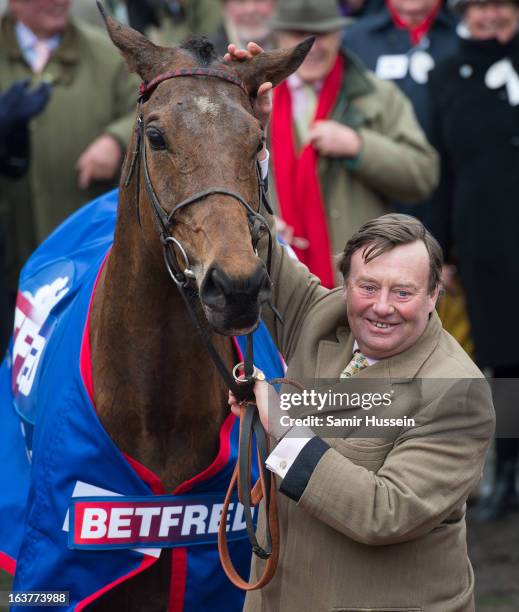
<box><xmin>139</xmin><ymin>68</ymin><xmax>250</xmax><ymax>98</ymax></box>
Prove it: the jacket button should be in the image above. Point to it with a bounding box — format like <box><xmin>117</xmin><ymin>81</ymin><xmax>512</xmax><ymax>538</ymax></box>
<box><xmin>279</xmin><ymin>460</ymin><xmax>288</xmax><ymax>470</ymax></box>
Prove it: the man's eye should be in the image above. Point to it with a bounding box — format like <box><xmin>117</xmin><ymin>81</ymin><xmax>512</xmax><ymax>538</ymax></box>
<box><xmin>361</xmin><ymin>285</ymin><xmax>376</xmax><ymax>293</ymax></box>
<box><xmin>397</xmin><ymin>290</ymin><xmax>410</xmax><ymax>297</ymax></box>
<box><xmin>146</xmin><ymin>128</ymin><xmax>167</xmax><ymax>150</ymax></box>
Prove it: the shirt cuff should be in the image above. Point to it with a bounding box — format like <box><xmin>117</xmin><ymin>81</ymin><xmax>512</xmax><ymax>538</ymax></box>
<box><xmin>279</xmin><ymin>436</ymin><xmax>330</xmax><ymax>502</ymax></box>
<box><xmin>258</xmin><ymin>148</ymin><xmax>270</xmax><ymax>180</ymax></box>
<box><xmin>265</xmin><ymin>426</ymin><xmax>314</xmax><ymax>479</ymax></box>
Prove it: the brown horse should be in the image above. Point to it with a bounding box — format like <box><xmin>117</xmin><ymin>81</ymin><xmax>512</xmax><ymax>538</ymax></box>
<box><xmin>87</xmin><ymin>11</ymin><xmax>311</xmax><ymax>610</ymax></box>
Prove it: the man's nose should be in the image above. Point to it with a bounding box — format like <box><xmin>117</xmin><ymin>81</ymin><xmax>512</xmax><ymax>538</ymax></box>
<box><xmin>372</xmin><ymin>292</ymin><xmax>395</xmax><ymax>317</ymax></box>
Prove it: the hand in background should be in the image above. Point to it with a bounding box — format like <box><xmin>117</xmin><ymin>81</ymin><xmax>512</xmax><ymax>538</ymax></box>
<box><xmin>0</xmin><ymin>79</ymin><xmax>51</xmax><ymax>133</ymax></box>
<box><xmin>309</xmin><ymin>120</ymin><xmax>362</xmax><ymax>158</ymax></box>
<box><xmin>76</xmin><ymin>134</ymin><xmax>123</xmax><ymax>189</ymax></box>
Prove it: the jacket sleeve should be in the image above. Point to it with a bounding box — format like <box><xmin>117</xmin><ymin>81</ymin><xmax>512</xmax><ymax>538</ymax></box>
<box><xmin>279</xmin><ymin>378</ymin><xmax>495</xmax><ymax>545</ymax></box>
<box><xmin>352</xmin><ymin>79</ymin><xmax>439</xmax><ymax>203</ymax></box>
<box><xmin>103</xmin><ymin>62</ymin><xmax>140</xmax><ymax>150</ymax></box>
<box><xmin>256</xmin><ymin>213</ymin><xmax>329</xmax><ymax>362</ymax></box>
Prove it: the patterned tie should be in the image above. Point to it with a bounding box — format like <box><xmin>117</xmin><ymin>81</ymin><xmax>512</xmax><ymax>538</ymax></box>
<box><xmin>32</xmin><ymin>40</ymin><xmax>51</xmax><ymax>74</ymax></box>
<box><xmin>340</xmin><ymin>350</ymin><xmax>370</xmax><ymax>378</ymax></box>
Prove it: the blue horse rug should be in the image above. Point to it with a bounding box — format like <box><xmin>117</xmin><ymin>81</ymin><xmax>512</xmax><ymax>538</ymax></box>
<box><xmin>0</xmin><ymin>189</ymin><xmax>285</xmax><ymax>611</ymax></box>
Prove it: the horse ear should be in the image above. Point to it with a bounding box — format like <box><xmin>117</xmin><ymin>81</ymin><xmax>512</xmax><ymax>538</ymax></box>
<box><xmin>96</xmin><ymin>1</ymin><xmax>167</xmax><ymax>79</ymax></box>
<box><xmin>233</xmin><ymin>37</ymin><xmax>315</xmax><ymax>95</ymax></box>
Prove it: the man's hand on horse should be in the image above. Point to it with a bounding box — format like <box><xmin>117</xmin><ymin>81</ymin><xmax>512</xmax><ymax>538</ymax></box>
<box><xmin>76</xmin><ymin>134</ymin><xmax>123</xmax><ymax>189</ymax></box>
<box><xmin>228</xmin><ymin>377</ymin><xmax>290</xmax><ymax>441</ymax></box>
<box><xmin>224</xmin><ymin>42</ymin><xmax>272</xmax><ymax>145</ymax></box>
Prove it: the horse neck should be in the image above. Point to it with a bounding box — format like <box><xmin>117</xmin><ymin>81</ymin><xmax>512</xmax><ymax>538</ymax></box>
<box><xmin>89</xmin><ymin>186</ymin><xmax>235</xmax><ymax>489</ymax></box>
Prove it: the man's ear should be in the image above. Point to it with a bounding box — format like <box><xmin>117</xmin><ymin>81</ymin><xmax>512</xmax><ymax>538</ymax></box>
<box><xmin>233</xmin><ymin>37</ymin><xmax>315</xmax><ymax>96</ymax></box>
<box><xmin>429</xmin><ymin>285</ymin><xmax>441</xmax><ymax>312</ymax></box>
<box><xmin>97</xmin><ymin>1</ymin><xmax>176</xmax><ymax>80</ymax></box>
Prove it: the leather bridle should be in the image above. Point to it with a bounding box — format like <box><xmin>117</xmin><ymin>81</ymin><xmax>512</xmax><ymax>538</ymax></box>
<box><xmin>127</xmin><ymin>67</ymin><xmax>285</xmax><ymax>589</ymax></box>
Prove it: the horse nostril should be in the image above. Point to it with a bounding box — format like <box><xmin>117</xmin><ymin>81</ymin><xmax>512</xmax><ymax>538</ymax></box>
<box><xmin>201</xmin><ymin>265</ymin><xmax>271</xmax><ymax>308</ymax></box>
<box><xmin>200</xmin><ymin>266</ymin><xmax>229</xmax><ymax>309</ymax></box>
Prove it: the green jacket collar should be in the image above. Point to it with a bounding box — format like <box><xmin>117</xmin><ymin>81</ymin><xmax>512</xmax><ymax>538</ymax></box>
<box><xmin>330</xmin><ymin>48</ymin><xmax>374</xmax><ymax>125</ymax></box>
<box><xmin>340</xmin><ymin>47</ymin><xmax>373</xmax><ymax>100</ymax></box>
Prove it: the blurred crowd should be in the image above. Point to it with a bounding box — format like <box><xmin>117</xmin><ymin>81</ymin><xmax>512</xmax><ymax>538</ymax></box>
<box><xmin>1</xmin><ymin>0</ymin><xmax>518</xmax><ymax>522</ymax></box>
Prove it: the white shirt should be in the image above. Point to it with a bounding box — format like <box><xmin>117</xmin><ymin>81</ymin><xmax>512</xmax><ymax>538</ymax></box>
<box><xmin>15</xmin><ymin>21</ymin><xmax>60</xmax><ymax>72</ymax></box>
<box><xmin>258</xmin><ymin>148</ymin><xmax>269</xmax><ymax>181</ymax></box>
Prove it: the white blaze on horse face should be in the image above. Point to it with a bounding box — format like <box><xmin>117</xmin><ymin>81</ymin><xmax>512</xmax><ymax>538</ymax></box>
<box><xmin>193</xmin><ymin>96</ymin><xmax>220</xmax><ymax>117</ymax></box>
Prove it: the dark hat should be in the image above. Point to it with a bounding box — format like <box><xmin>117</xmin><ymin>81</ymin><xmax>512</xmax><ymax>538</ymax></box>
<box><xmin>270</xmin><ymin>0</ymin><xmax>350</xmax><ymax>33</ymax></box>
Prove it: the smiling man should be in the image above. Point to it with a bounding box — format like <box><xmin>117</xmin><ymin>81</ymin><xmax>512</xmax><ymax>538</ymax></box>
<box><xmin>230</xmin><ymin>212</ymin><xmax>495</xmax><ymax>611</ymax></box>
<box><xmin>340</xmin><ymin>216</ymin><xmax>441</xmax><ymax>359</ymax></box>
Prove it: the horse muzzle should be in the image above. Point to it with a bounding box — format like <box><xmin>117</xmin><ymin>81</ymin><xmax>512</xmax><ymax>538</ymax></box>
<box><xmin>200</xmin><ymin>264</ymin><xmax>271</xmax><ymax>335</ymax></box>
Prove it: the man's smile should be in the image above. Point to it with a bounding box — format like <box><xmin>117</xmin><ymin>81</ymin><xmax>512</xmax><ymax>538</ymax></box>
<box><xmin>365</xmin><ymin>318</ymin><xmax>400</xmax><ymax>331</ymax></box>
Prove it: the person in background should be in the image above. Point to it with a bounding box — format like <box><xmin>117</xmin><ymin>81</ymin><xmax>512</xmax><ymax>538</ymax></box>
<box><xmin>212</xmin><ymin>0</ymin><xmax>277</xmax><ymax>56</ymax></box>
<box><xmin>338</xmin><ymin>0</ymin><xmax>385</xmax><ymax>18</ymax></box>
<box><xmin>343</xmin><ymin>0</ymin><xmax>476</xmax><ymax>358</ymax></box>
<box><xmin>267</xmin><ymin>0</ymin><xmax>438</xmax><ymax>288</ymax></box>
<box><xmin>0</xmin><ymin>78</ymin><xmax>50</xmax><ymax>354</ymax></box>
<box><xmin>0</xmin><ymin>0</ymin><xmax>138</xmax><ymax>334</ymax></box>
<box><xmin>428</xmin><ymin>0</ymin><xmax>519</xmax><ymax>520</ymax></box>
<box><xmin>344</xmin><ymin>0</ymin><xmax>459</xmax><ymax>222</ymax></box>
<box><xmin>147</xmin><ymin>0</ymin><xmax>223</xmax><ymax>45</ymax></box>
<box><xmin>72</xmin><ymin>0</ymin><xmax>129</xmax><ymax>28</ymax></box>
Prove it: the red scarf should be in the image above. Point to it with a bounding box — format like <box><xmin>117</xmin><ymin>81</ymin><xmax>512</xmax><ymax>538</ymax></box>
<box><xmin>271</xmin><ymin>55</ymin><xmax>344</xmax><ymax>289</ymax></box>
<box><xmin>386</xmin><ymin>0</ymin><xmax>442</xmax><ymax>46</ymax></box>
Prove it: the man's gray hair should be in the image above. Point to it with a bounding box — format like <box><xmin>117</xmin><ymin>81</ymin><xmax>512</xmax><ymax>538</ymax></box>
<box><xmin>339</xmin><ymin>213</ymin><xmax>443</xmax><ymax>294</ymax></box>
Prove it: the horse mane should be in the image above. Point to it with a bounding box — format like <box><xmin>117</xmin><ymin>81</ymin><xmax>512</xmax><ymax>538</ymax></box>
<box><xmin>180</xmin><ymin>37</ymin><xmax>217</xmax><ymax>66</ymax></box>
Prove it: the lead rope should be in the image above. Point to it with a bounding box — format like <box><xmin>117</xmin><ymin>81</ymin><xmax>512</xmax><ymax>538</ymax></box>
<box><xmin>218</xmin><ymin>377</ymin><xmax>304</xmax><ymax>590</ymax></box>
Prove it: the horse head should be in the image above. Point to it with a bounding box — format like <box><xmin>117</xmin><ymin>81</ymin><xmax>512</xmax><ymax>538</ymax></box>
<box><xmin>101</xmin><ymin>7</ymin><xmax>312</xmax><ymax>335</ymax></box>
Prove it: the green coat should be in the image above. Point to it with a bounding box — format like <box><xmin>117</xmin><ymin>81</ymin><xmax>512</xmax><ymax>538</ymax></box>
<box><xmin>269</xmin><ymin>50</ymin><xmax>439</xmax><ymax>284</ymax></box>
<box><xmin>0</xmin><ymin>13</ymin><xmax>138</xmax><ymax>288</ymax></box>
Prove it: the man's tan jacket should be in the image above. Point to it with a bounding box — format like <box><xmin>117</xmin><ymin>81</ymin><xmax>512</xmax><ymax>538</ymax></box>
<box><xmin>246</xmin><ymin>236</ymin><xmax>495</xmax><ymax>612</ymax></box>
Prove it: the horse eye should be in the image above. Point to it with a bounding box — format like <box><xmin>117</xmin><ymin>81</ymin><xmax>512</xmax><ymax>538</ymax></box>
<box><xmin>146</xmin><ymin>127</ymin><xmax>167</xmax><ymax>151</ymax></box>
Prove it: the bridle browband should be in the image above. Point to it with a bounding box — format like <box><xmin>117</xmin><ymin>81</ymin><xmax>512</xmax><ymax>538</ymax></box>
<box><xmin>125</xmin><ymin>67</ymin><xmax>282</xmax><ymax>575</ymax></box>
<box><xmin>139</xmin><ymin>67</ymin><xmax>250</xmax><ymax>98</ymax></box>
